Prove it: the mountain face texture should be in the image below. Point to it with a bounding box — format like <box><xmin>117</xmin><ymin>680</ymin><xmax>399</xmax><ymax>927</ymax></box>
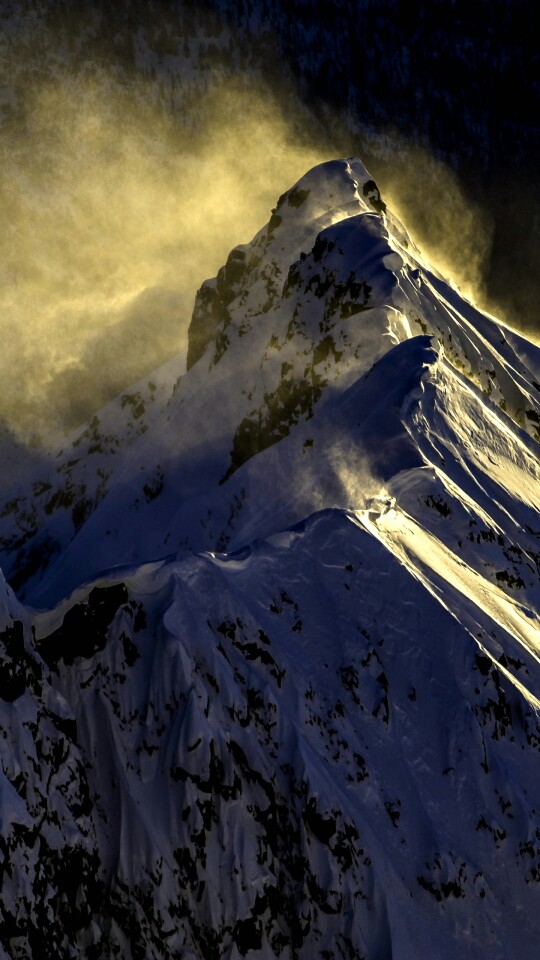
<box><xmin>2</xmin><ymin>158</ymin><xmax>540</xmax><ymax>958</ymax></box>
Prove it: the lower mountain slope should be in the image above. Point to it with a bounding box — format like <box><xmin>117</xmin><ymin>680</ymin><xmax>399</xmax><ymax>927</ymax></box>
<box><xmin>1</xmin><ymin>502</ymin><xmax>538</xmax><ymax>958</ymax></box>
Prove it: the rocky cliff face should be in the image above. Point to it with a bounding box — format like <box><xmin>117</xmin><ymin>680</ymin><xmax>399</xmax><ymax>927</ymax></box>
<box><xmin>0</xmin><ymin>572</ymin><xmax>102</xmax><ymax>958</ymax></box>
<box><xmin>1</xmin><ymin>159</ymin><xmax>540</xmax><ymax>958</ymax></box>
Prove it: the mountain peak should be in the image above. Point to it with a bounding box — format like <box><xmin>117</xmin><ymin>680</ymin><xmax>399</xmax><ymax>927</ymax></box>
<box><xmin>186</xmin><ymin>158</ymin><xmax>388</xmax><ymax>370</ymax></box>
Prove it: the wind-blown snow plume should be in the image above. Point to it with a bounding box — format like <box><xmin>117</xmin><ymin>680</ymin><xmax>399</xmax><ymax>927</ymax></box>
<box><xmin>0</xmin><ymin>2</ymin><xmax>513</xmax><ymax>446</ymax></box>
<box><xmin>377</xmin><ymin>140</ymin><xmax>494</xmax><ymax>306</ymax></box>
<box><xmin>0</xmin><ymin>69</ymin><xmax>325</xmax><ymax>438</ymax></box>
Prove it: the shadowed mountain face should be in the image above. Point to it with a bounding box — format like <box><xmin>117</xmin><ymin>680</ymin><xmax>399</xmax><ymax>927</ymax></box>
<box><xmin>1</xmin><ymin>159</ymin><xmax>540</xmax><ymax>958</ymax></box>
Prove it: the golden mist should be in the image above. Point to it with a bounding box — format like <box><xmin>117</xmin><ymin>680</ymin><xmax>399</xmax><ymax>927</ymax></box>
<box><xmin>0</xmin><ymin>70</ymin><xmax>325</xmax><ymax>439</ymax></box>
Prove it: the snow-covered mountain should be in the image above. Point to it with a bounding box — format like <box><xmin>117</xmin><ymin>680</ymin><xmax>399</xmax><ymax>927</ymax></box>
<box><xmin>2</xmin><ymin>0</ymin><xmax>539</xmax><ymax>340</ymax></box>
<box><xmin>1</xmin><ymin>158</ymin><xmax>540</xmax><ymax>958</ymax></box>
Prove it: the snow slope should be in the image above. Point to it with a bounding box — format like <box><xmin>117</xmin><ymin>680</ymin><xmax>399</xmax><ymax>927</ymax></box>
<box><xmin>1</xmin><ymin>158</ymin><xmax>540</xmax><ymax>958</ymax></box>
<box><xmin>3</xmin><ymin>158</ymin><xmax>540</xmax><ymax>608</ymax></box>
